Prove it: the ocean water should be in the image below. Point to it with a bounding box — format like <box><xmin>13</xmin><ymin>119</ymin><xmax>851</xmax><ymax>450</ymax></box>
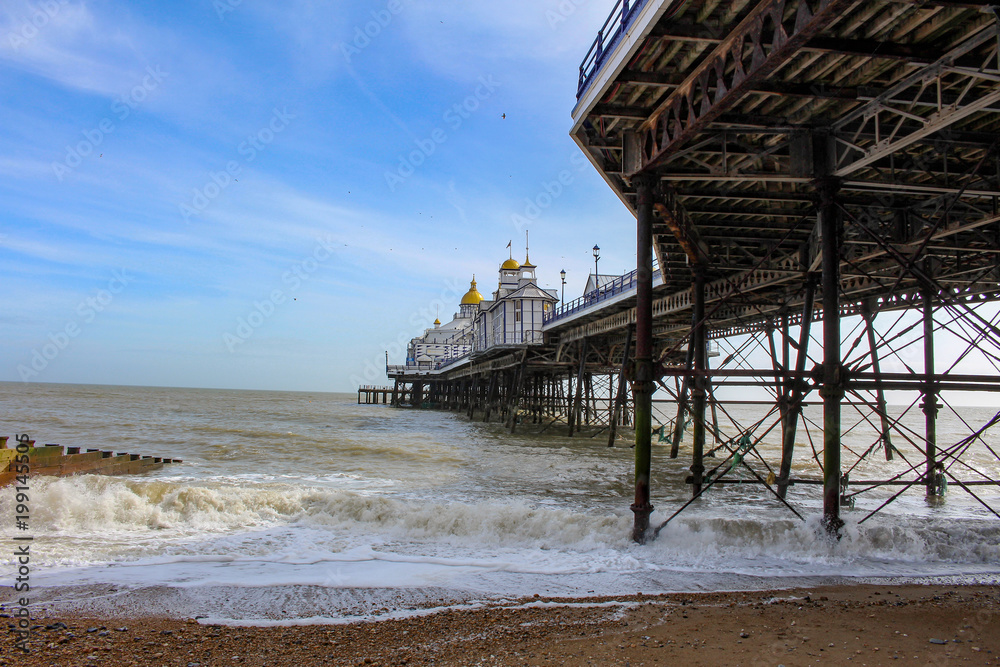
<box><xmin>0</xmin><ymin>382</ymin><xmax>998</xmax><ymax>623</ymax></box>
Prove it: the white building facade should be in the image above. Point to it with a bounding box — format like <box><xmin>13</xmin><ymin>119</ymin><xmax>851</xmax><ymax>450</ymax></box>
<box><xmin>403</xmin><ymin>252</ymin><xmax>559</xmax><ymax>371</ymax></box>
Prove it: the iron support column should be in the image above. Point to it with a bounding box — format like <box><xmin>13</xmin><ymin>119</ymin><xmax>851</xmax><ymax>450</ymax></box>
<box><xmin>819</xmin><ymin>175</ymin><xmax>844</xmax><ymax>535</ymax></box>
<box><xmin>778</xmin><ymin>276</ymin><xmax>815</xmax><ymax>499</ymax></box>
<box><xmin>922</xmin><ymin>288</ymin><xmax>940</xmax><ymax>496</ymax></box>
<box><xmin>690</xmin><ymin>266</ymin><xmax>707</xmax><ymax>497</ymax></box>
<box><xmin>631</xmin><ymin>173</ymin><xmax>656</xmax><ymax>543</ymax></box>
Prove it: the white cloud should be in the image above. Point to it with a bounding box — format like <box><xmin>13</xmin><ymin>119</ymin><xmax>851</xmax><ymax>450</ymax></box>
<box><xmin>0</xmin><ymin>1</ymin><xmax>141</xmax><ymax>97</ymax></box>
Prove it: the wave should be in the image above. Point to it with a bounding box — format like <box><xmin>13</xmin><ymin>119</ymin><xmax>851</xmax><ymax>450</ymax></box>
<box><xmin>3</xmin><ymin>477</ymin><xmax>998</xmax><ymax>572</ymax></box>
<box><xmin>0</xmin><ymin>476</ymin><xmax>628</xmax><ymax>549</ymax></box>
<box><xmin>653</xmin><ymin>514</ymin><xmax>1000</xmax><ymax>569</ymax></box>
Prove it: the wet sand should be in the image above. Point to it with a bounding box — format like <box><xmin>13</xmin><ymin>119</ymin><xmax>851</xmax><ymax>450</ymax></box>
<box><xmin>2</xmin><ymin>584</ymin><xmax>998</xmax><ymax>666</ymax></box>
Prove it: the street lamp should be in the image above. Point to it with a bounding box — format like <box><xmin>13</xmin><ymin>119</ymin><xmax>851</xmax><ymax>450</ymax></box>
<box><xmin>593</xmin><ymin>244</ymin><xmax>601</xmax><ymax>279</ymax></box>
<box><xmin>560</xmin><ymin>269</ymin><xmax>566</xmax><ymax>303</ymax></box>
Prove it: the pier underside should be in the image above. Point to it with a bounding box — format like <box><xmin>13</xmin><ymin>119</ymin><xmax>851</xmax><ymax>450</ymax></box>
<box><xmin>389</xmin><ymin>0</ymin><xmax>1000</xmax><ymax>541</ymax></box>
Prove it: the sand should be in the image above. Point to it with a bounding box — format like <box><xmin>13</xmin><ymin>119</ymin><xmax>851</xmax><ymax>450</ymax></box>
<box><xmin>2</xmin><ymin>584</ymin><xmax>998</xmax><ymax>666</ymax></box>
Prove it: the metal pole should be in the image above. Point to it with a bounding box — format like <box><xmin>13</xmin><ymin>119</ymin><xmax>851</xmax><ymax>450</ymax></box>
<box><xmin>632</xmin><ymin>173</ymin><xmax>656</xmax><ymax>543</ymax></box>
<box><xmin>690</xmin><ymin>266</ymin><xmax>707</xmax><ymax>497</ymax></box>
<box><xmin>569</xmin><ymin>339</ymin><xmax>588</xmax><ymax>436</ymax></box>
<box><xmin>860</xmin><ymin>299</ymin><xmax>894</xmax><ymax>461</ymax></box>
<box><xmin>609</xmin><ymin>326</ymin><xmax>634</xmax><ymax>447</ymax></box>
<box><xmin>819</xmin><ymin>174</ymin><xmax>844</xmax><ymax>535</ymax></box>
<box><xmin>670</xmin><ymin>320</ymin><xmax>695</xmax><ymax>458</ymax></box>
<box><xmin>508</xmin><ymin>351</ymin><xmax>529</xmax><ymax>433</ymax></box>
<box><xmin>778</xmin><ymin>276</ymin><xmax>815</xmax><ymax>499</ymax></box>
<box><xmin>922</xmin><ymin>288</ymin><xmax>940</xmax><ymax>496</ymax></box>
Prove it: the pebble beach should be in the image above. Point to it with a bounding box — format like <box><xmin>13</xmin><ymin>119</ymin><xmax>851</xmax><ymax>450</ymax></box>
<box><xmin>3</xmin><ymin>584</ymin><xmax>999</xmax><ymax>666</ymax></box>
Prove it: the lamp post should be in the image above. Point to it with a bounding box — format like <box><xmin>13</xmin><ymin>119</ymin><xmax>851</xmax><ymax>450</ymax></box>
<box><xmin>593</xmin><ymin>245</ymin><xmax>601</xmax><ymax>281</ymax></box>
<box><xmin>560</xmin><ymin>269</ymin><xmax>566</xmax><ymax>304</ymax></box>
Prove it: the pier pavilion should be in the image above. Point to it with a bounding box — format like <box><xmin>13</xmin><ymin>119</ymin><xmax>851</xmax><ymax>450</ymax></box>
<box><xmin>385</xmin><ymin>0</ymin><xmax>1000</xmax><ymax>542</ymax></box>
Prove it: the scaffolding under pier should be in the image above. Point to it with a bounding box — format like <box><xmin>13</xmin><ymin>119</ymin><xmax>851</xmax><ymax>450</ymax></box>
<box><xmin>384</xmin><ymin>0</ymin><xmax>1000</xmax><ymax>542</ymax></box>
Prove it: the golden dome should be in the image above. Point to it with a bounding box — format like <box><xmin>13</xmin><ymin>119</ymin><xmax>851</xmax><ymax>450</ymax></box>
<box><xmin>460</xmin><ymin>276</ymin><xmax>485</xmax><ymax>305</ymax></box>
<box><xmin>501</xmin><ymin>258</ymin><xmax>521</xmax><ymax>270</ymax></box>
<box><xmin>434</xmin><ymin>318</ymin><xmax>441</xmax><ymax>326</ymax></box>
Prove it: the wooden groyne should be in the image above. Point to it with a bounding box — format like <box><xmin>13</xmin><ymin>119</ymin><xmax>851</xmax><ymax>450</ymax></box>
<box><xmin>0</xmin><ymin>436</ymin><xmax>181</xmax><ymax>487</ymax></box>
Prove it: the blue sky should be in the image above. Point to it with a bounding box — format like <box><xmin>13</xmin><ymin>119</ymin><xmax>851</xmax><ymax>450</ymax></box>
<box><xmin>0</xmin><ymin>0</ymin><xmax>637</xmax><ymax>392</ymax></box>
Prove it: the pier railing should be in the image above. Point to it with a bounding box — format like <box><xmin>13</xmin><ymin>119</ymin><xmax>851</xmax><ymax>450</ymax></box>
<box><xmin>545</xmin><ymin>268</ymin><xmax>661</xmax><ymax>325</ymax></box>
<box><xmin>386</xmin><ymin>350</ymin><xmax>471</xmax><ymax>376</ymax></box>
<box><xmin>577</xmin><ymin>0</ymin><xmax>654</xmax><ymax>99</ymax></box>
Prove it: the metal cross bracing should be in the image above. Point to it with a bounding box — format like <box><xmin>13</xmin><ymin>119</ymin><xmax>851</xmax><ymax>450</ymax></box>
<box><xmin>386</xmin><ymin>335</ymin><xmax>642</xmax><ymax>444</ymax></box>
<box><xmin>380</xmin><ymin>0</ymin><xmax>1000</xmax><ymax>545</ymax></box>
<box><xmin>570</xmin><ymin>0</ymin><xmax>1000</xmax><ymax>541</ymax></box>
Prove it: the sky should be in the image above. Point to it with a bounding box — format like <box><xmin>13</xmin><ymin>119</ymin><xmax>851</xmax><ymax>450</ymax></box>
<box><xmin>0</xmin><ymin>0</ymin><xmax>638</xmax><ymax>392</ymax></box>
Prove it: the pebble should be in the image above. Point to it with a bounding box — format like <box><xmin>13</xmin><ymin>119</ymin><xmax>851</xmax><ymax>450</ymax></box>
<box><xmin>929</xmin><ymin>638</ymin><xmax>947</xmax><ymax>644</ymax></box>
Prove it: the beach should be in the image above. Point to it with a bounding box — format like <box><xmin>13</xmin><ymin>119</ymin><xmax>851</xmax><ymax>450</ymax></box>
<box><xmin>3</xmin><ymin>584</ymin><xmax>999</xmax><ymax>666</ymax></box>
<box><xmin>2</xmin><ymin>384</ymin><xmax>999</xmax><ymax>664</ymax></box>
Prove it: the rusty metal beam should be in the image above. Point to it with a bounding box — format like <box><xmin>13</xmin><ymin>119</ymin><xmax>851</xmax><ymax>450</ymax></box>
<box><xmin>654</xmin><ymin>192</ymin><xmax>710</xmax><ymax>267</ymax></box>
<box><xmin>832</xmin><ymin>24</ymin><xmax>1000</xmax><ymax>177</ymax></box>
<box><xmin>630</xmin><ymin>0</ymin><xmax>858</xmax><ymax>176</ymax></box>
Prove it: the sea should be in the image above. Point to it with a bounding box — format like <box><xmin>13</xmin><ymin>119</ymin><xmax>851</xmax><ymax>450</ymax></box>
<box><xmin>1</xmin><ymin>382</ymin><xmax>998</xmax><ymax>624</ymax></box>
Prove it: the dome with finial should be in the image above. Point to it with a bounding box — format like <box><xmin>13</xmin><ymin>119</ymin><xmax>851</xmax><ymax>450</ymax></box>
<box><xmin>460</xmin><ymin>276</ymin><xmax>485</xmax><ymax>305</ymax></box>
<box><xmin>521</xmin><ymin>251</ymin><xmax>536</xmax><ymax>269</ymax></box>
<box><xmin>501</xmin><ymin>257</ymin><xmax>520</xmax><ymax>270</ymax></box>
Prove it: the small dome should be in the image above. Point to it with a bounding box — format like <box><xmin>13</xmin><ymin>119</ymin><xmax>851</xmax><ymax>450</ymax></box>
<box><xmin>460</xmin><ymin>277</ymin><xmax>485</xmax><ymax>305</ymax></box>
<box><xmin>501</xmin><ymin>258</ymin><xmax>520</xmax><ymax>270</ymax></box>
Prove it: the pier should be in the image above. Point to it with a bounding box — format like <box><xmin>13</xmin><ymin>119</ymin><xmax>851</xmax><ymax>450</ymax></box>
<box><xmin>357</xmin><ymin>385</ymin><xmax>413</xmax><ymax>405</ymax></box>
<box><xmin>381</xmin><ymin>0</ymin><xmax>1000</xmax><ymax>541</ymax></box>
